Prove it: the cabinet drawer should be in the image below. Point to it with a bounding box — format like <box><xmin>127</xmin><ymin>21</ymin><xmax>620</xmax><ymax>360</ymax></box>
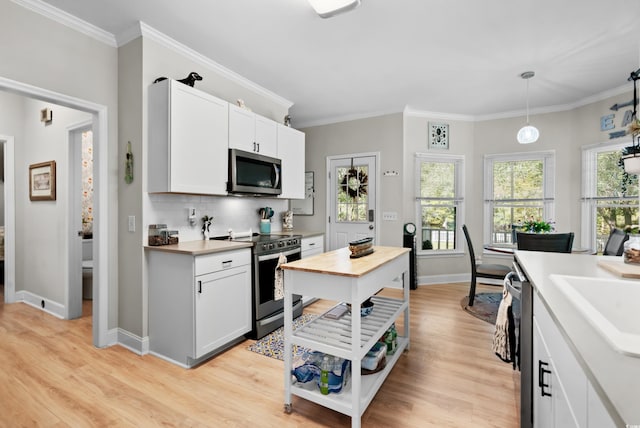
<box><xmin>195</xmin><ymin>249</ymin><xmax>250</xmax><ymax>276</ymax></box>
<box><xmin>301</xmin><ymin>235</ymin><xmax>324</xmax><ymax>253</ymax></box>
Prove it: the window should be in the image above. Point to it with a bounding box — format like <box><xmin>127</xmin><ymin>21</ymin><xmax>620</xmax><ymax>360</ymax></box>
<box><xmin>484</xmin><ymin>151</ymin><xmax>555</xmax><ymax>247</ymax></box>
<box><xmin>415</xmin><ymin>153</ymin><xmax>464</xmax><ymax>255</ymax></box>
<box><xmin>582</xmin><ymin>142</ymin><xmax>638</xmax><ymax>253</ymax></box>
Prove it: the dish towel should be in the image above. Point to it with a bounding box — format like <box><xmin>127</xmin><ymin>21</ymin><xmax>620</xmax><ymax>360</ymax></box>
<box><xmin>492</xmin><ymin>273</ymin><xmax>516</xmax><ymax>365</ymax></box>
<box><xmin>274</xmin><ymin>252</ymin><xmax>287</xmax><ymax>301</ymax></box>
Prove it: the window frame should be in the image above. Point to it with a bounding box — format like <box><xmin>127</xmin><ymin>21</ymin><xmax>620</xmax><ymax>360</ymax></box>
<box><xmin>483</xmin><ymin>150</ymin><xmax>556</xmax><ymax>247</ymax></box>
<box><xmin>581</xmin><ymin>141</ymin><xmax>639</xmax><ymax>252</ymax></box>
<box><xmin>414</xmin><ymin>153</ymin><xmax>465</xmax><ymax>256</ymax></box>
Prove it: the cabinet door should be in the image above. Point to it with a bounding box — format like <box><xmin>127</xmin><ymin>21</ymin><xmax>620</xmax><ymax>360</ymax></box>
<box><xmin>194</xmin><ymin>264</ymin><xmax>251</xmax><ymax>358</ymax></box>
<box><xmin>533</xmin><ymin>318</ymin><xmax>554</xmax><ymax>428</ymax></box>
<box><xmin>228</xmin><ymin>104</ymin><xmax>256</xmax><ymax>153</ymax></box>
<box><xmin>277</xmin><ymin>124</ymin><xmax>305</xmax><ymax>199</ymax></box>
<box><xmin>255</xmin><ymin>115</ymin><xmax>277</xmax><ymax>157</ymax></box>
<box><xmin>148</xmin><ymin>79</ymin><xmax>228</xmax><ymax>195</ymax></box>
<box><xmin>170</xmin><ymin>84</ymin><xmax>229</xmax><ymax>195</ymax></box>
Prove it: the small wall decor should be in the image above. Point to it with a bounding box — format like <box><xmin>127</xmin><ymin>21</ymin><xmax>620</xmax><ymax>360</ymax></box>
<box><xmin>29</xmin><ymin>160</ymin><xmax>56</xmax><ymax>201</ymax></box>
<box><xmin>40</xmin><ymin>108</ymin><xmax>53</xmax><ymax>125</ymax></box>
<box><xmin>428</xmin><ymin>122</ymin><xmax>449</xmax><ymax>149</ymax></box>
<box><xmin>124</xmin><ymin>141</ymin><xmax>133</xmax><ymax>184</ymax></box>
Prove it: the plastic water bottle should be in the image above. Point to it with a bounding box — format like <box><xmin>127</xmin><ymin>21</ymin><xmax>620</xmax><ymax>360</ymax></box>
<box><xmin>319</xmin><ymin>356</ymin><xmax>330</xmax><ymax>395</ymax></box>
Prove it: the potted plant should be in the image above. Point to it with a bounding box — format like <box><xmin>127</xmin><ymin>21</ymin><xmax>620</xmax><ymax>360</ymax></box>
<box><xmin>520</xmin><ymin>218</ymin><xmax>555</xmax><ymax>233</ymax></box>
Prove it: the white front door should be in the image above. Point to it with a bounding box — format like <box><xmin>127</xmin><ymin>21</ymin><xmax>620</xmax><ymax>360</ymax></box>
<box><xmin>327</xmin><ymin>154</ymin><xmax>378</xmax><ymax>250</ymax></box>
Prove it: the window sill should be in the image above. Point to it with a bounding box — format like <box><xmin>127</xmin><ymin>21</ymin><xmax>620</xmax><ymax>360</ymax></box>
<box><xmin>417</xmin><ymin>250</ymin><xmax>465</xmax><ymax>259</ymax></box>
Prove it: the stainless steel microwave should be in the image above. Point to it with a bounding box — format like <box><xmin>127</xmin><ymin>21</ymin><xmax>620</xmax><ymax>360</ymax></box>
<box><xmin>227</xmin><ymin>148</ymin><xmax>282</xmax><ymax>196</ymax></box>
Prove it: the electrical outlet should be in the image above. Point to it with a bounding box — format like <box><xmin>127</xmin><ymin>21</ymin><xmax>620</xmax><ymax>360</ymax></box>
<box><xmin>128</xmin><ymin>215</ymin><xmax>135</xmax><ymax>232</ymax></box>
<box><xmin>382</xmin><ymin>212</ymin><xmax>398</xmax><ymax>221</ymax></box>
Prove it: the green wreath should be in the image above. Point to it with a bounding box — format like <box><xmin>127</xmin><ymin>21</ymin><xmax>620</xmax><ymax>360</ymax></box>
<box><xmin>340</xmin><ymin>168</ymin><xmax>368</xmax><ymax>198</ymax></box>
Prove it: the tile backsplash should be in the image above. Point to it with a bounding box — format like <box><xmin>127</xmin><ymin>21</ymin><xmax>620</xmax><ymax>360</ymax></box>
<box><xmin>145</xmin><ymin>193</ymin><xmax>289</xmax><ymax>242</ymax></box>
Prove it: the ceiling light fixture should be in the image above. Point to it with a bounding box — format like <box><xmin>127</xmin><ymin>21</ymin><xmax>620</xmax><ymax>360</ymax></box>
<box><xmin>308</xmin><ymin>0</ymin><xmax>361</xmax><ymax>18</ymax></box>
<box><xmin>517</xmin><ymin>71</ymin><xmax>540</xmax><ymax>144</ymax></box>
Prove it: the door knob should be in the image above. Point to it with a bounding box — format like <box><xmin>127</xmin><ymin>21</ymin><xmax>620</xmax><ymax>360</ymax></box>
<box><xmin>369</xmin><ymin>224</ymin><xmax>374</xmax><ymax>230</ymax></box>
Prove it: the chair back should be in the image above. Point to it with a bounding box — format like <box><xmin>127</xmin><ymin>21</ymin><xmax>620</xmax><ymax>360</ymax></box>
<box><xmin>462</xmin><ymin>225</ymin><xmax>476</xmax><ymax>273</ymax></box>
<box><xmin>516</xmin><ymin>232</ymin><xmax>574</xmax><ymax>253</ymax></box>
<box><xmin>603</xmin><ymin>228</ymin><xmax>628</xmax><ymax>256</ymax></box>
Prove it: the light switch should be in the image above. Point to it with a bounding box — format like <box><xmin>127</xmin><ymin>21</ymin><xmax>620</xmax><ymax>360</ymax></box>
<box><xmin>128</xmin><ymin>215</ymin><xmax>135</xmax><ymax>232</ymax></box>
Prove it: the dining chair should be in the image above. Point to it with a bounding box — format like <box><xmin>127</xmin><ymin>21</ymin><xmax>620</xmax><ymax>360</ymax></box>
<box><xmin>462</xmin><ymin>225</ymin><xmax>512</xmax><ymax>306</ymax></box>
<box><xmin>516</xmin><ymin>232</ymin><xmax>574</xmax><ymax>253</ymax></box>
<box><xmin>603</xmin><ymin>228</ymin><xmax>628</xmax><ymax>256</ymax></box>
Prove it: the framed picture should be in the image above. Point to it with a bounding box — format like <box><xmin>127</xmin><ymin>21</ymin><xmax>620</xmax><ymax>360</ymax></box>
<box><xmin>29</xmin><ymin>160</ymin><xmax>56</xmax><ymax>201</ymax></box>
<box><xmin>428</xmin><ymin>122</ymin><xmax>449</xmax><ymax>150</ymax></box>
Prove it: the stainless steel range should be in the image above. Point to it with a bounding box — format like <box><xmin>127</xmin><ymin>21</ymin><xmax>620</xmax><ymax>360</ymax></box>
<box><xmin>213</xmin><ymin>232</ymin><xmax>303</xmax><ymax>339</ymax></box>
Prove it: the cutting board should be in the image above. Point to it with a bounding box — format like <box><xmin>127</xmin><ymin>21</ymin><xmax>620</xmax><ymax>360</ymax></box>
<box><xmin>597</xmin><ymin>259</ymin><xmax>640</xmax><ymax>279</ymax></box>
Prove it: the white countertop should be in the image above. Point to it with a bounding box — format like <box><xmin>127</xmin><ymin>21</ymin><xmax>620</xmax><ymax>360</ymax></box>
<box><xmin>515</xmin><ymin>251</ymin><xmax>640</xmax><ymax>426</ymax></box>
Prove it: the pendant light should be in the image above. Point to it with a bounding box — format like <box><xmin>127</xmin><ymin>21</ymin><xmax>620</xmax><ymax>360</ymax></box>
<box><xmin>308</xmin><ymin>0</ymin><xmax>361</xmax><ymax>18</ymax></box>
<box><xmin>621</xmin><ymin>68</ymin><xmax>640</xmax><ymax>174</ymax></box>
<box><xmin>517</xmin><ymin>71</ymin><xmax>540</xmax><ymax>144</ymax></box>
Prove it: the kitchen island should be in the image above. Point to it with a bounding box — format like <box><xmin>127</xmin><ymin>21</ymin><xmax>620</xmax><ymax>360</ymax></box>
<box><xmin>281</xmin><ymin>246</ymin><xmax>410</xmax><ymax>428</ymax></box>
<box><xmin>515</xmin><ymin>251</ymin><xmax>640</xmax><ymax>427</ymax></box>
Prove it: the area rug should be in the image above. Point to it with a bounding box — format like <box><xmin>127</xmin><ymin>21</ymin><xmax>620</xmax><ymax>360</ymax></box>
<box><xmin>247</xmin><ymin>313</ymin><xmax>317</xmax><ymax>360</ymax></box>
<box><xmin>460</xmin><ymin>292</ymin><xmax>504</xmax><ymax>325</ymax></box>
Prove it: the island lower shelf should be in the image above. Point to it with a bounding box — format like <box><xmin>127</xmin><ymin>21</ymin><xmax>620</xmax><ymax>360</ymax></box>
<box><xmin>289</xmin><ymin>336</ymin><xmax>408</xmax><ymax>417</ymax></box>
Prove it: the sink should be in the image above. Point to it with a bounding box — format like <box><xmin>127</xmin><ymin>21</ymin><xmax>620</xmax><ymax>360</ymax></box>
<box><xmin>550</xmin><ymin>274</ymin><xmax>640</xmax><ymax>357</ymax></box>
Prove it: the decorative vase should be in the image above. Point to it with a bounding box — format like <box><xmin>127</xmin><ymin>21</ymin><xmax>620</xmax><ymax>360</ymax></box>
<box><xmin>623</xmin><ymin>234</ymin><xmax>640</xmax><ymax>264</ymax></box>
<box><xmin>203</xmin><ymin>228</ymin><xmax>210</xmax><ymax>240</ymax></box>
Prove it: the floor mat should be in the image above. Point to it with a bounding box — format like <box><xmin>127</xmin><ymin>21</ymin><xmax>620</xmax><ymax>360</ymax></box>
<box><xmin>247</xmin><ymin>313</ymin><xmax>317</xmax><ymax>360</ymax></box>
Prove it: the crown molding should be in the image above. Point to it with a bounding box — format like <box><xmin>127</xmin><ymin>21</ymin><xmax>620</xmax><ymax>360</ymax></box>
<box><xmin>297</xmin><ymin>108</ymin><xmax>403</xmax><ymax>129</ymax></box>
<box><xmin>12</xmin><ymin>0</ymin><xmax>117</xmax><ymax>47</ymax></box>
<box><xmin>403</xmin><ymin>106</ymin><xmax>476</xmax><ymax>122</ymax></box>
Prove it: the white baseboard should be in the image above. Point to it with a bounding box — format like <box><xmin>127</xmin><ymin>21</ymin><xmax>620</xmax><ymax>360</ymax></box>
<box><xmin>15</xmin><ymin>290</ymin><xmax>65</xmax><ymax>318</ymax></box>
<box><xmin>117</xmin><ymin>328</ymin><xmax>149</xmax><ymax>355</ymax></box>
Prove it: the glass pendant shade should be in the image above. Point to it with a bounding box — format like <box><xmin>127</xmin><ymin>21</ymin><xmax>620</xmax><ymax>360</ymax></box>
<box><xmin>517</xmin><ymin>125</ymin><xmax>540</xmax><ymax>144</ymax></box>
<box><xmin>308</xmin><ymin>0</ymin><xmax>361</xmax><ymax>18</ymax></box>
<box><xmin>517</xmin><ymin>71</ymin><xmax>539</xmax><ymax>144</ymax></box>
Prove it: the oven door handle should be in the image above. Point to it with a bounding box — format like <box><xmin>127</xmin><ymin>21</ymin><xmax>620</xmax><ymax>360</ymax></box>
<box><xmin>258</xmin><ymin>248</ymin><xmax>301</xmax><ymax>262</ymax></box>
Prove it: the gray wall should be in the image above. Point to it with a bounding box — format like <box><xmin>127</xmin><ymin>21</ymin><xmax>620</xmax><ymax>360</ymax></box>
<box><xmin>296</xmin><ymin>114</ymin><xmax>404</xmax><ymax>247</ymax></box>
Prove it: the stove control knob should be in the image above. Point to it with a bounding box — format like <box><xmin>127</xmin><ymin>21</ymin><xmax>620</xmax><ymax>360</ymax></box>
<box><xmin>269</xmin><ymin>243</ymin><xmax>275</xmax><ymax>250</ymax></box>
<box><xmin>278</xmin><ymin>241</ymin><xmax>284</xmax><ymax>247</ymax></box>
<box><xmin>262</xmin><ymin>243</ymin><xmax>268</xmax><ymax>251</ymax></box>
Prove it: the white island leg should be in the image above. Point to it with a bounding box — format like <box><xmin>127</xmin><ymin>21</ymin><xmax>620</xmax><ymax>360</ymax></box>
<box><xmin>283</xmin><ymin>269</ymin><xmax>293</xmax><ymax>413</ymax></box>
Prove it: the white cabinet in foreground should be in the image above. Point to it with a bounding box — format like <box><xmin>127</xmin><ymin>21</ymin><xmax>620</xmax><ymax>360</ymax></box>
<box><xmin>148</xmin><ymin>249</ymin><xmax>251</xmax><ymax>368</ymax></box>
<box><xmin>533</xmin><ymin>292</ymin><xmax>616</xmax><ymax>428</ymax></box>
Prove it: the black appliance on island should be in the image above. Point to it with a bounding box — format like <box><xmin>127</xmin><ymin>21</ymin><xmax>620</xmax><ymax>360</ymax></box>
<box><xmin>212</xmin><ymin>232</ymin><xmax>302</xmax><ymax>339</ymax></box>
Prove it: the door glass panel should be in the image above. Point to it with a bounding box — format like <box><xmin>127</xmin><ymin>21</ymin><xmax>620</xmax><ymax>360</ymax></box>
<box><xmin>336</xmin><ymin>165</ymin><xmax>369</xmax><ymax>222</ymax></box>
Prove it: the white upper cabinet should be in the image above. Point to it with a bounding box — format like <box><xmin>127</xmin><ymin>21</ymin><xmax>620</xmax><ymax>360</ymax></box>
<box><xmin>148</xmin><ymin>79</ymin><xmax>229</xmax><ymax>195</ymax></box>
<box><xmin>228</xmin><ymin>103</ymin><xmax>277</xmax><ymax>157</ymax></box>
<box><xmin>277</xmin><ymin>124</ymin><xmax>306</xmax><ymax>199</ymax></box>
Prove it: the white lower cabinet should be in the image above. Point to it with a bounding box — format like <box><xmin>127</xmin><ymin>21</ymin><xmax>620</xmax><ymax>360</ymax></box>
<box><xmin>148</xmin><ymin>249</ymin><xmax>251</xmax><ymax>368</ymax></box>
<box><xmin>533</xmin><ymin>293</ymin><xmax>616</xmax><ymax>428</ymax></box>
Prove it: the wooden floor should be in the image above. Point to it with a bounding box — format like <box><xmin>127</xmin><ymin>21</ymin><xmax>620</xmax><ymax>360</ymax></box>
<box><xmin>0</xmin><ymin>283</ymin><xmax>519</xmax><ymax>427</ymax></box>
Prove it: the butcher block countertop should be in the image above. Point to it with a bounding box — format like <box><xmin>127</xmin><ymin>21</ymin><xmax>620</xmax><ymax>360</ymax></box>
<box><xmin>281</xmin><ymin>246</ymin><xmax>409</xmax><ymax>277</ymax></box>
<box><xmin>144</xmin><ymin>240</ymin><xmax>252</xmax><ymax>255</ymax></box>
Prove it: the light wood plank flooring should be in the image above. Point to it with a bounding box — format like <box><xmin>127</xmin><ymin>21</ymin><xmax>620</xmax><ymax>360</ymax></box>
<box><xmin>0</xmin><ymin>283</ymin><xmax>519</xmax><ymax>427</ymax></box>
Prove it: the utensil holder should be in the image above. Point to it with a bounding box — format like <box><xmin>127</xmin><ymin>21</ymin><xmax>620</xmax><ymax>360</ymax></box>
<box><xmin>260</xmin><ymin>219</ymin><xmax>271</xmax><ymax>234</ymax></box>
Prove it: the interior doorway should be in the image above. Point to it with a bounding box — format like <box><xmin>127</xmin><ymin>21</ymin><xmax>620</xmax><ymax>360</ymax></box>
<box><xmin>69</xmin><ymin>123</ymin><xmax>93</xmax><ymax>319</ymax></box>
<box><xmin>0</xmin><ymin>76</ymin><xmax>109</xmax><ymax>348</ymax></box>
<box><xmin>0</xmin><ymin>136</ymin><xmax>15</xmax><ymax>305</ymax></box>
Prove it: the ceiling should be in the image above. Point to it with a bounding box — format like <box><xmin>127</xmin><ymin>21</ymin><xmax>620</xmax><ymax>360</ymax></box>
<box><xmin>37</xmin><ymin>0</ymin><xmax>640</xmax><ymax>127</ymax></box>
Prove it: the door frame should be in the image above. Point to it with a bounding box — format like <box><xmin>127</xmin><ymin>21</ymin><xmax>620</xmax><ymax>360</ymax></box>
<box><xmin>1</xmin><ymin>135</ymin><xmax>15</xmax><ymax>303</ymax></box>
<box><xmin>325</xmin><ymin>152</ymin><xmax>381</xmax><ymax>250</ymax></box>
<box><xmin>0</xmin><ymin>76</ymin><xmax>110</xmax><ymax>348</ymax></box>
